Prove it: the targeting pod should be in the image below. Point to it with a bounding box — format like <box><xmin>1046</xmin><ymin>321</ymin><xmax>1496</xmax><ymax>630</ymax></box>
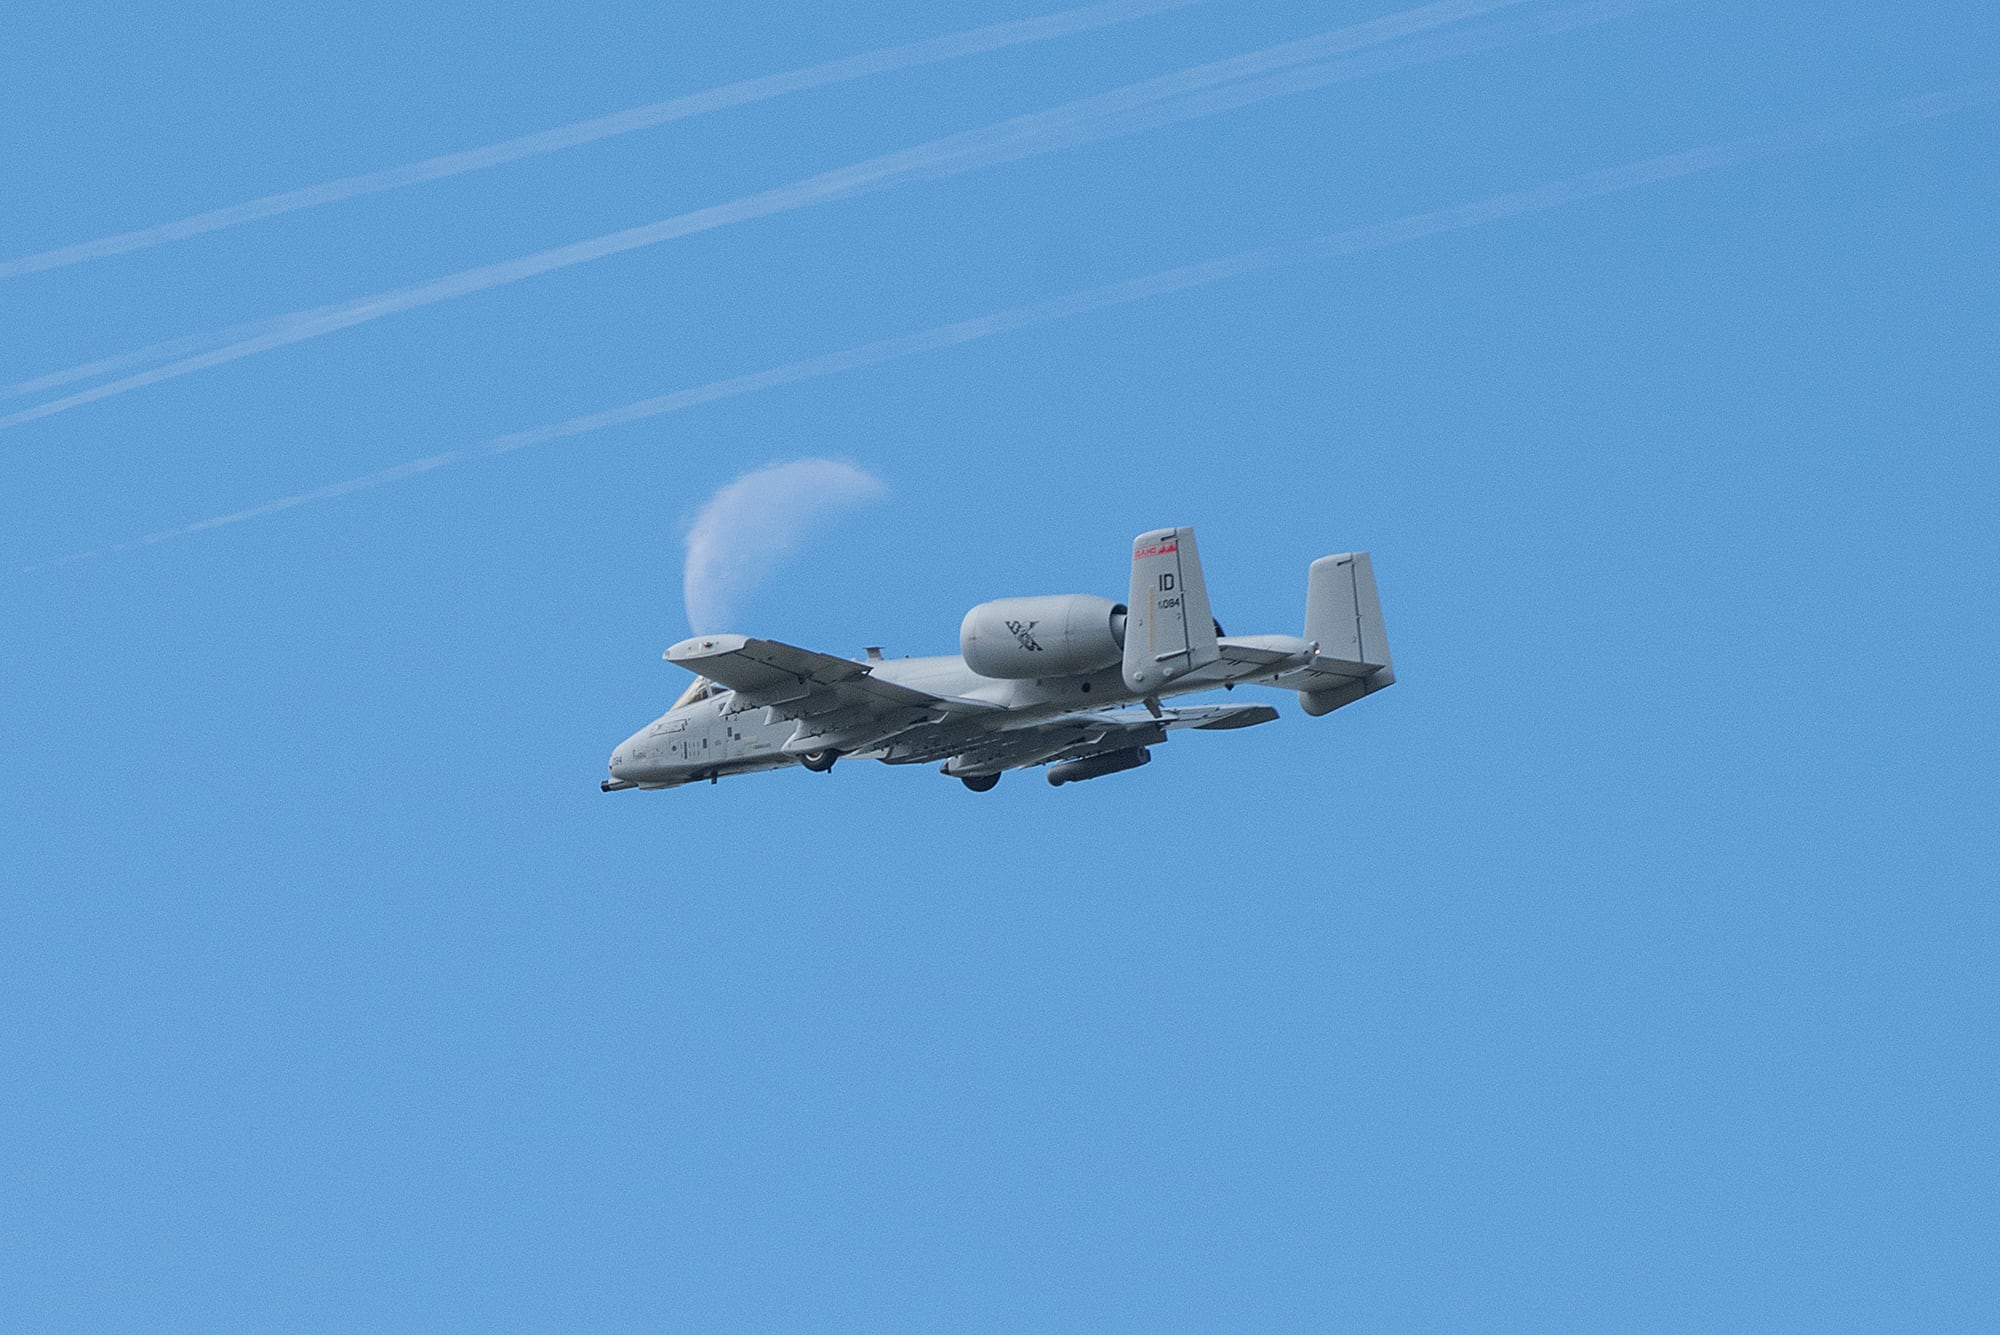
<box><xmin>1046</xmin><ymin>747</ymin><xmax>1151</xmax><ymax>787</ymax></box>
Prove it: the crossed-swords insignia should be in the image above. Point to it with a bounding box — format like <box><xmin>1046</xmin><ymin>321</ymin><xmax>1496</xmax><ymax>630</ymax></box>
<box><xmin>1004</xmin><ymin>619</ymin><xmax>1043</xmax><ymax>652</ymax></box>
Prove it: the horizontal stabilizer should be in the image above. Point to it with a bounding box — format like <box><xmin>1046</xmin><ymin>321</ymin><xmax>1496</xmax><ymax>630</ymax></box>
<box><xmin>1192</xmin><ymin>704</ymin><xmax>1279</xmax><ymax>730</ymax></box>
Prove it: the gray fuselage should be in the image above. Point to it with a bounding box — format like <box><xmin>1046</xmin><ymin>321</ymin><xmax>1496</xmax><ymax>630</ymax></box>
<box><xmin>608</xmin><ymin>635</ymin><xmax>1314</xmax><ymax>788</ymax></box>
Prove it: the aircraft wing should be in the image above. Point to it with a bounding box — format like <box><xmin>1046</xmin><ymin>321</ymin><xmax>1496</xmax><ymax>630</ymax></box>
<box><xmin>938</xmin><ymin>701</ymin><xmax>1278</xmax><ymax>776</ymax></box>
<box><xmin>1081</xmin><ymin>702</ymin><xmax>1281</xmax><ymax>733</ymax></box>
<box><xmin>664</xmin><ymin>634</ymin><xmax>992</xmax><ymax>755</ymax></box>
<box><xmin>666</xmin><ymin>634</ymin><xmax>937</xmax><ymax>705</ymax></box>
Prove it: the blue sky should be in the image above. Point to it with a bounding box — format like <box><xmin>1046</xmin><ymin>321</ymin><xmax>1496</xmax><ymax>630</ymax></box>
<box><xmin>4</xmin><ymin>1</ymin><xmax>1996</xmax><ymax>1329</ymax></box>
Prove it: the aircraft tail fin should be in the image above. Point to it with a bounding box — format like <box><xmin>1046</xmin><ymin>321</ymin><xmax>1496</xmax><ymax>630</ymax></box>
<box><xmin>1122</xmin><ymin>526</ymin><xmax>1219</xmax><ymax>694</ymax></box>
<box><xmin>1299</xmin><ymin>552</ymin><xmax>1395</xmax><ymax>717</ymax></box>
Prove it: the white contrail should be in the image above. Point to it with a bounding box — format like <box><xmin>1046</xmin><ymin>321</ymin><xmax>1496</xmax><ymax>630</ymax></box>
<box><xmin>1</xmin><ymin>318</ymin><xmax>281</xmax><ymax>402</ymax></box>
<box><xmin>30</xmin><ymin>81</ymin><xmax>1993</xmax><ymax>574</ymax></box>
<box><xmin>0</xmin><ymin>0</ymin><xmax>1208</xmax><ymax>282</ymax></box>
<box><xmin>682</xmin><ymin>459</ymin><xmax>888</xmax><ymax>632</ymax></box>
<box><xmin>0</xmin><ymin>0</ymin><xmax>1549</xmax><ymax>432</ymax></box>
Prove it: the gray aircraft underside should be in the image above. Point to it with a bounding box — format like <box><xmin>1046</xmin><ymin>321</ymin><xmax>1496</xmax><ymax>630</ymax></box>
<box><xmin>603</xmin><ymin>526</ymin><xmax>1392</xmax><ymax>793</ymax></box>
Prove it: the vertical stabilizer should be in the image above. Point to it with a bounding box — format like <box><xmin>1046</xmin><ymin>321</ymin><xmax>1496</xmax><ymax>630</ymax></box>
<box><xmin>1299</xmin><ymin>552</ymin><xmax>1394</xmax><ymax>716</ymax></box>
<box><xmin>1123</xmin><ymin>527</ymin><xmax>1219</xmax><ymax>694</ymax></box>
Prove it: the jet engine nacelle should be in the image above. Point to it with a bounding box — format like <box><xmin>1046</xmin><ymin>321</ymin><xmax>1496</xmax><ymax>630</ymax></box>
<box><xmin>960</xmin><ymin>594</ymin><xmax>1127</xmax><ymax>680</ymax></box>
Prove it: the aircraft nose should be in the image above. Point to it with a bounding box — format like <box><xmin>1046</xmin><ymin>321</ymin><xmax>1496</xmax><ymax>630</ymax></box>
<box><xmin>609</xmin><ymin>723</ymin><xmax>656</xmax><ymax>777</ymax></box>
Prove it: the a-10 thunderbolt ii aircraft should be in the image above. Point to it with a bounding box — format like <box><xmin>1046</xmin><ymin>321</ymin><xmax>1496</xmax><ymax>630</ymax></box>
<box><xmin>603</xmin><ymin>527</ymin><xmax>1392</xmax><ymax>794</ymax></box>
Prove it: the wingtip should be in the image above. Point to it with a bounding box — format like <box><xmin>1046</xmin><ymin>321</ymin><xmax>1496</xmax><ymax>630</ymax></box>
<box><xmin>665</xmin><ymin>632</ymin><xmax>750</xmax><ymax>661</ymax></box>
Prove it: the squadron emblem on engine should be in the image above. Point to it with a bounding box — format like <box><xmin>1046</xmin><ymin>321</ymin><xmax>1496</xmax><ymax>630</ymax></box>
<box><xmin>1004</xmin><ymin>619</ymin><xmax>1043</xmax><ymax>652</ymax></box>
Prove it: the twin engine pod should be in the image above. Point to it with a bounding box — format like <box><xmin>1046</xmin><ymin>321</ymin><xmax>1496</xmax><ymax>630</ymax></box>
<box><xmin>959</xmin><ymin>594</ymin><xmax>1127</xmax><ymax>680</ymax></box>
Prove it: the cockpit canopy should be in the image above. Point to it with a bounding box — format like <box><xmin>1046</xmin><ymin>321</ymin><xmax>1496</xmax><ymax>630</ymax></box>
<box><xmin>672</xmin><ymin>676</ymin><xmax>725</xmax><ymax>710</ymax></box>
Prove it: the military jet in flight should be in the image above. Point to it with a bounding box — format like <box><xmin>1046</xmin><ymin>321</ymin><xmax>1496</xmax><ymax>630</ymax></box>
<box><xmin>603</xmin><ymin>526</ymin><xmax>1392</xmax><ymax>793</ymax></box>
